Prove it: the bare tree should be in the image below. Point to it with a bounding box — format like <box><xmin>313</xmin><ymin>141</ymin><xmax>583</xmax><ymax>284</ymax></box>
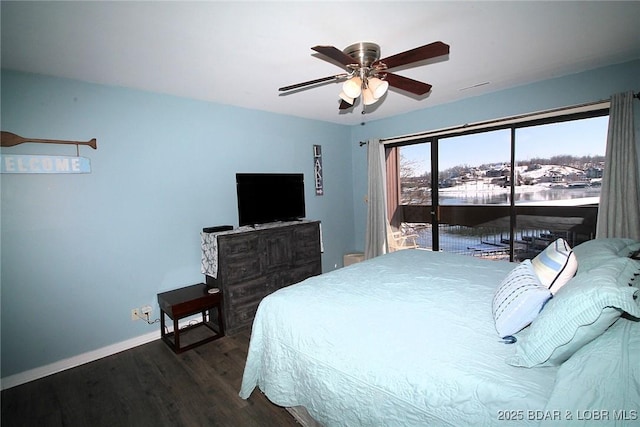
<box><xmin>400</xmin><ymin>153</ymin><xmax>421</xmax><ymax>178</ymax></box>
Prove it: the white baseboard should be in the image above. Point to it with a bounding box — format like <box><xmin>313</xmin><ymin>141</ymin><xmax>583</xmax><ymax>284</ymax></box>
<box><xmin>1</xmin><ymin>318</ymin><xmax>201</xmax><ymax>390</ymax></box>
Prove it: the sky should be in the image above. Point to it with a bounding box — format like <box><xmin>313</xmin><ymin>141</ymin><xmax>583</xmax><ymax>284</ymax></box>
<box><xmin>400</xmin><ymin>115</ymin><xmax>609</xmax><ymax>175</ymax></box>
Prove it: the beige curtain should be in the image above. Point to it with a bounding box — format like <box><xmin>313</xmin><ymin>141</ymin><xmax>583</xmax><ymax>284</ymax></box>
<box><xmin>596</xmin><ymin>91</ymin><xmax>640</xmax><ymax>239</ymax></box>
<box><xmin>364</xmin><ymin>139</ymin><xmax>389</xmax><ymax>259</ymax></box>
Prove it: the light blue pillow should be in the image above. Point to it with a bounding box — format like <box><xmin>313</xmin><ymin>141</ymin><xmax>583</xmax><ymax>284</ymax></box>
<box><xmin>493</xmin><ymin>260</ymin><xmax>552</xmax><ymax>338</ymax></box>
<box><xmin>618</xmin><ymin>242</ymin><xmax>640</xmax><ymax>258</ymax></box>
<box><xmin>507</xmin><ymin>258</ymin><xmax>640</xmax><ymax>368</ymax></box>
<box><xmin>572</xmin><ymin>238</ymin><xmax>637</xmax><ymax>273</ymax></box>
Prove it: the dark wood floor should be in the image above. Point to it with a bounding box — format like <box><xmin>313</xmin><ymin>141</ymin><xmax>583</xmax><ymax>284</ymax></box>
<box><xmin>1</xmin><ymin>328</ymin><xmax>299</xmax><ymax>427</ymax></box>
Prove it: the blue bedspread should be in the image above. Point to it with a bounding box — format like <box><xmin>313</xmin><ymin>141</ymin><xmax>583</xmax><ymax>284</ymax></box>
<box><xmin>239</xmin><ymin>249</ymin><xmax>559</xmax><ymax>426</ymax></box>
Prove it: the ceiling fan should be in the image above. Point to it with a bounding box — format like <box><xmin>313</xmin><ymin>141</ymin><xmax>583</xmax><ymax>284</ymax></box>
<box><xmin>279</xmin><ymin>41</ymin><xmax>450</xmax><ymax>112</ymax></box>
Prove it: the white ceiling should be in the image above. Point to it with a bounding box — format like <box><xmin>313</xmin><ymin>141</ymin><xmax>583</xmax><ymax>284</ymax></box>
<box><xmin>2</xmin><ymin>1</ymin><xmax>640</xmax><ymax>125</ymax></box>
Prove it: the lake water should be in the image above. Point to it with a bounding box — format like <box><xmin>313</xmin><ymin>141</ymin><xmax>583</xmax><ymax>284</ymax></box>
<box><xmin>438</xmin><ymin>186</ymin><xmax>601</xmax><ymax>205</ymax></box>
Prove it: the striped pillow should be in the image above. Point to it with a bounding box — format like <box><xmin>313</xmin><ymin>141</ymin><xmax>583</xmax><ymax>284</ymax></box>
<box><xmin>493</xmin><ymin>260</ymin><xmax>553</xmax><ymax>338</ymax></box>
<box><xmin>531</xmin><ymin>238</ymin><xmax>578</xmax><ymax>294</ymax></box>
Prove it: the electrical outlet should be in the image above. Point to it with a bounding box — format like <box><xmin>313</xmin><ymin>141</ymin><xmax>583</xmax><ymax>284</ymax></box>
<box><xmin>141</xmin><ymin>305</ymin><xmax>152</xmax><ymax>315</ymax></box>
<box><xmin>131</xmin><ymin>308</ymin><xmax>140</xmax><ymax>321</ymax></box>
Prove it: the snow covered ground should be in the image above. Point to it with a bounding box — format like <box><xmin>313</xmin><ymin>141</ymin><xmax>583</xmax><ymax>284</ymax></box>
<box><xmin>406</xmin><ymin>164</ymin><xmax>601</xmax><ymax>206</ymax></box>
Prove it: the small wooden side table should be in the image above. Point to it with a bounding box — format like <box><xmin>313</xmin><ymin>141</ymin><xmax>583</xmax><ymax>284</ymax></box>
<box><xmin>157</xmin><ymin>283</ymin><xmax>224</xmax><ymax>354</ymax></box>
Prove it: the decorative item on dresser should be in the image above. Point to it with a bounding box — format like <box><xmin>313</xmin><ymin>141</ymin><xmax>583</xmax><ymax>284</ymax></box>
<box><xmin>202</xmin><ymin>220</ymin><xmax>322</xmax><ymax>335</ymax></box>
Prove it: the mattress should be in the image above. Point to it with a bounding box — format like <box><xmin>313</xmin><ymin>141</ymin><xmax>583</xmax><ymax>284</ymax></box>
<box><xmin>239</xmin><ymin>249</ymin><xmax>559</xmax><ymax>426</ymax></box>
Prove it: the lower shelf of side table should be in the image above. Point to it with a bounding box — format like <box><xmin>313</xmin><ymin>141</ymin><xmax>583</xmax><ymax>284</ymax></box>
<box><xmin>160</xmin><ymin>312</ymin><xmax>224</xmax><ymax>353</ymax></box>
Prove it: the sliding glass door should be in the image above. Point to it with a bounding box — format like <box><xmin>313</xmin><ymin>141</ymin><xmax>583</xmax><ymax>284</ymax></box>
<box><xmin>390</xmin><ymin>112</ymin><xmax>608</xmax><ymax>260</ymax></box>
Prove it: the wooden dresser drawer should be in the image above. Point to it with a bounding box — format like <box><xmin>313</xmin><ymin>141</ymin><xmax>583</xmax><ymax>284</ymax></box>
<box><xmin>225</xmin><ymin>277</ymin><xmax>270</xmax><ymax>304</ymax></box>
<box><xmin>287</xmin><ymin>262</ymin><xmax>322</xmax><ymax>284</ymax></box>
<box><xmin>223</xmin><ymin>255</ymin><xmax>261</xmax><ymax>282</ymax></box>
<box><xmin>219</xmin><ymin>233</ymin><xmax>260</xmax><ymax>256</ymax></box>
<box><xmin>292</xmin><ymin>224</ymin><xmax>321</xmax><ymax>264</ymax></box>
<box><xmin>226</xmin><ymin>299</ymin><xmax>262</xmax><ymax>334</ymax></box>
<box><xmin>293</xmin><ymin>222</ymin><xmax>319</xmax><ymax>242</ymax></box>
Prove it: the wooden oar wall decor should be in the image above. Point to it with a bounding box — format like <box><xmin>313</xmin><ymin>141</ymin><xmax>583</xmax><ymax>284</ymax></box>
<box><xmin>0</xmin><ymin>131</ymin><xmax>97</xmax><ymax>149</ymax></box>
<box><xmin>1</xmin><ymin>131</ymin><xmax>97</xmax><ymax>174</ymax></box>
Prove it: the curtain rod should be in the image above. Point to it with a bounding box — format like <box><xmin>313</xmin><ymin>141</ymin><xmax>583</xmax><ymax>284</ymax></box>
<box><xmin>359</xmin><ymin>91</ymin><xmax>639</xmax><ymax>147</ymax></box>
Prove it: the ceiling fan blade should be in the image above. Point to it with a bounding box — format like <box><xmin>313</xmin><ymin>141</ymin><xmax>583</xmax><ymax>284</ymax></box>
<box><xmin>382</xmin><ymin>73</ymin><xmax>432</xmax><ymax>95</ymax></box>
<box><xmin>279</xmin><ymin>74</ymin><xmax>346</xmax><ymax>92</ymax></box>
<box><xmin>311</xmin><ymin>45</ymin><xmax>358</xmax><ymax>67</ymax></box>
<box><xmin>339</xmin><ymin>99</ymin><xmax>353</xmax><ymax>110</ymax></box>
<box><xmin>375</xmin><ymin>41</ymin><xmax>449</xmax><ymax>70</ymax></box>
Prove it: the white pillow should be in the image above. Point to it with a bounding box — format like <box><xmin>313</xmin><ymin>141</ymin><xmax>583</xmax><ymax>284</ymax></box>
<box><xmin>493</xmin><ymin>260</ymin><xmax>553</xmax><ymax>338</ymax></box>
<box><xmin>531</xmin><ymin>238</ymin><xmax>578</xmax><ymax>294</ymax></box>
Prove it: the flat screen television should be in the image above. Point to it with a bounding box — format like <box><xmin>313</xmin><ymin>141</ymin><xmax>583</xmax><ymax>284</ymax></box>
<box><xmin>236</xmin><ymin>173</ymin><xmax>306</xmax><ymax>226</ymax></box>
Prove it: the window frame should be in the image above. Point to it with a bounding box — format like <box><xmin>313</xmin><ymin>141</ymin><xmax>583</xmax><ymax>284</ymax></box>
<box><xmin>385</xmin><ymin>107</ymin><xmax>610</xmax><ymax>260</ymax></box>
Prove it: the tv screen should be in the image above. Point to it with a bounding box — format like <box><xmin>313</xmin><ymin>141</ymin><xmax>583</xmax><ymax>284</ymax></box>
<box><xmin>236</xmin><ymin>173</ymin><xmax>306</xmax><ymax>226</ymax></box>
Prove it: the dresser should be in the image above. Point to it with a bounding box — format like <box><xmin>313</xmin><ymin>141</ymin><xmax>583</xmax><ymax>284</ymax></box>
<box><xmin>204</xmin><ymin>221</ymin><xmax>322</xmax><ymax>335</ymax></box>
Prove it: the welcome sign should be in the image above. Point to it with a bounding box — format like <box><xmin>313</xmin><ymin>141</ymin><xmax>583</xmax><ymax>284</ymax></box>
<box><xmin>1</xmin><ymin>154</ymin><xmax>91</xmax><ymax>174</ymax></box>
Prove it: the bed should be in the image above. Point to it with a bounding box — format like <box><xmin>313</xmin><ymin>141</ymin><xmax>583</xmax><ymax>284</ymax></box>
<box><xmin>239</xmin><ymin>238</ymin><xmax>640</xmax><ymax>426</ymax></box>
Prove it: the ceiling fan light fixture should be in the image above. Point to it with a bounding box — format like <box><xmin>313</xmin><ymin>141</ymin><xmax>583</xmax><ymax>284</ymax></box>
<box><xmin>342</xmin><ymin>77</ymin><xmax>362</xmax><ymax>98</ymax></box>
<box><xmin>339</xmin><ymin>91</ymin><xmax>355</xmax><ymax>105</ymax></box>
<box><xmin>368</xmin><ymin>77</ymin><xmax>389</xmax><ymax>99</ymax></box>
<box><xmin>362</xmin><ymin>87</ymin><xmax>379</xmax><ymax>106</ymax></box>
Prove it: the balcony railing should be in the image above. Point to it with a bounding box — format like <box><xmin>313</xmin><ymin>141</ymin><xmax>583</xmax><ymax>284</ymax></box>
<box><xmin>396</xmin><ymin>204</ymin><xmax>598</xmax><ymax>261</ymax></box>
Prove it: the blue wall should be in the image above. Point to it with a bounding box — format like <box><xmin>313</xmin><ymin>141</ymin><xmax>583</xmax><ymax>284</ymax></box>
<box><xmin>0</xmin><ymin>70</ymin><xmax>355</xmax><ymax>378</ymax></box>
<box><xmin>349</xmin><ymin>59</ymin><xmax>640</xmax><ymax>250</ymax></box>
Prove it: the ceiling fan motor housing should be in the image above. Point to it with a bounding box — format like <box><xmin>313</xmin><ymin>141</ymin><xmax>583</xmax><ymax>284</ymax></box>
<box><xmin>343</xmin><ymin>42</ymin><xmax>381</xmax><ymax>68</ymax></box>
